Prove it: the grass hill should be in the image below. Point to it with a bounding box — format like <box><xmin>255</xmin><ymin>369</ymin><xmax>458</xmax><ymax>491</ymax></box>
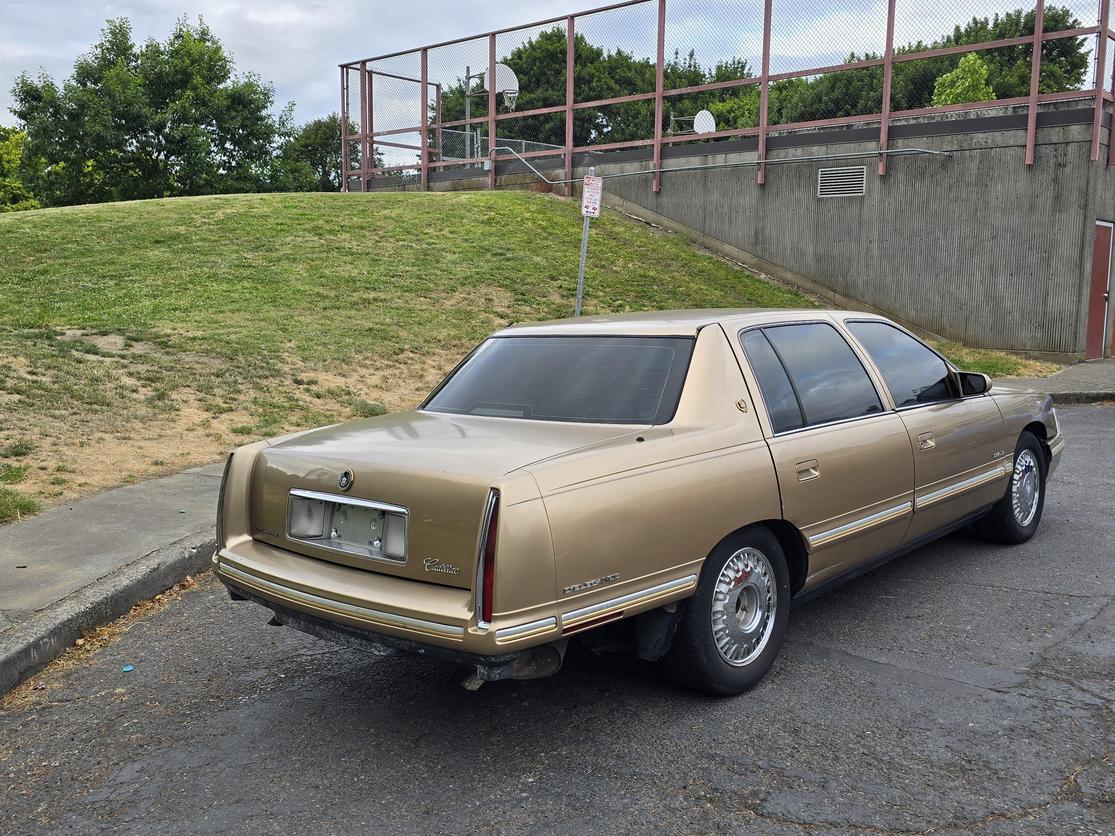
<box><xmin>0</xmin><ymin>191</ymin><xmax>1054</xmax><ymax>522</ymax></box>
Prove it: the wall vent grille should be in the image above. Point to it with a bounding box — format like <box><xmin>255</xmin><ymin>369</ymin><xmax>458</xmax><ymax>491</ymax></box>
<box><xmin>817</xmin><ymin>166</ymin><xmax>867</xmax><ymax>198</ymax></box>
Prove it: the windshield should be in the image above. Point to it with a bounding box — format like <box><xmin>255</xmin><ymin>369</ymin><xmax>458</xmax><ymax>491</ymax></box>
<box><xmin>422</xmin><ymin>335</ymin><xmax>695</xmax><ymax>424</ymax></box>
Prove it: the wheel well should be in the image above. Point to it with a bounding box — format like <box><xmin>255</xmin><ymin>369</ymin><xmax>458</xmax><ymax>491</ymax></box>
<box><xmin>1023</xmin><ymin>421</ymin><xmax>1051</xmax><ymax>468</ymax></box>
<box><xmin>719</xmin><ymin>520</ymin><xmax>809</xmax><ymax>596</ymax></box>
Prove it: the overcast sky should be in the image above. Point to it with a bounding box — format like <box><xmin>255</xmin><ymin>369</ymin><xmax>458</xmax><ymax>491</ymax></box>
<box><xmin>1</xmin><ymin>0</ymin><xmax>1098</xmax><ymax>128</ymax></box>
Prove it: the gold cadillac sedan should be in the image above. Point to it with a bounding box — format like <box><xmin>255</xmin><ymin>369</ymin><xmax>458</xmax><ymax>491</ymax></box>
<box><xmin>214</xmin><ymin>310</ymin><xmax>1064</xmax><ymax>694</ymax></box>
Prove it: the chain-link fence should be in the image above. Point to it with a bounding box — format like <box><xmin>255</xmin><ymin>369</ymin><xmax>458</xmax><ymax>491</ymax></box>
<box><xmin>341</xmin><ymin>0</ymin><xmax>1111</xmax><ymax>190</ymax></box>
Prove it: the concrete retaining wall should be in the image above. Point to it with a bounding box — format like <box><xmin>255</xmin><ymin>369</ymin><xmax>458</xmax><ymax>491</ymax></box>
<box><xmin>365</xmin><ymin>103</ymin><xmax>1114</xmax><ymax>356</ymax></box>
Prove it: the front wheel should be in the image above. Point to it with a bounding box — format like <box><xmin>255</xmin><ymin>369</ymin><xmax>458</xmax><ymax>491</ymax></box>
<box><xmin>663</xmin><ymin>526</ymin><xmax>790</xmax><ymax>695</ymax></box>
<box><xmin>975</xmin><ymin>431</ymin><xmax>1046</xmax><ymax>544</ymax></box>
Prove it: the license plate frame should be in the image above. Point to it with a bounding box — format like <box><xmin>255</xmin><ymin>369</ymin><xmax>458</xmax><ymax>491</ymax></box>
<box><xmin>286</xmin><ymin>489</ymin><xmax>408</xmax><ymax>564</ymax></box>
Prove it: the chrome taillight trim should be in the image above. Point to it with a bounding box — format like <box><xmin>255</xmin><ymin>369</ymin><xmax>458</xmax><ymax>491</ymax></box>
<box><xmin>474</xmin><ymin>489</ymin><xmax>500</xmax><ymax>631</ymax></box>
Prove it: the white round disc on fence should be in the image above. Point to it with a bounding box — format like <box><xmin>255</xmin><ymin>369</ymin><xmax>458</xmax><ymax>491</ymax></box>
<box><xmin>693</xmin><ymin>109</ymin><xmax>717</xmax><ymax>135</ymax></box>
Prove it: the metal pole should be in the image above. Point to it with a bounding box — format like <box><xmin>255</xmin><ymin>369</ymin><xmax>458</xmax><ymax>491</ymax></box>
<box><xmin>465</xmin><ymin>65</ymin><xmax>471</xmax><ymax>160</ymax></box>
<box><xmin>652</xmin><ymin>0</ymin><xmax>666</xmax><ymax>193</ymax></box>
<box><xmin>758</xmin><ymin>0</ymin><xmax>773</xmax><ymax>185</ymax></box>
<box><xmin>565</xmin><ymin>15</ymin><xmax>575</xmax><ymax>197</ymax></box>
<box><xmin>488</xmin><ymin>34</ymin><xmax>497</xmax><ymax>189</ymax></box>
<box><xmin>359</xmin><ymin>61</ymin><xmax>369</xmax><ymax>191</ymax></box>
<box><xmin>1092</xmin><ymin>0</ymin><xmax>1111</xmax><ymax>161</ymax></box>
<box><xmin>420</xmin><ymin>48</ymin><xmax>429</xmax><ymax>190</ymax></box>
<box><xmin>435</xmin><ymin>83</ymin><xmax>442</xmax><ymax>163</ymax></box>
<box><xmin>1025</xmin><ymin>0</ymin><xmax>1046</xmax><ymax>166</ymax></box>
<box><xmin>575</xmin><ymin>167</ymin><xmax>596</xmax><ymax>317</ymax></box>
<box><xmin>877</xmin><ymin>0</ymin><xmax>897</xmax><ymax>176</ymax></box>
<box><xmin>340</xmin><ymin>67</ymin><xmax>349</xmax><ymax>192</ymax></box>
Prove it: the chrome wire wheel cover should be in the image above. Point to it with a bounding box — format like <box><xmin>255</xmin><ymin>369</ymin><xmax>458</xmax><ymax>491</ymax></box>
<box><xmin>711</xmin><ymin>547</ymin><xmax>777</xmax><ymax>667</ymax></box>
<box><xmin>1011</xmin><ymin>449</ymin><xmax>1041</xmax><ymax>528</ymax></box>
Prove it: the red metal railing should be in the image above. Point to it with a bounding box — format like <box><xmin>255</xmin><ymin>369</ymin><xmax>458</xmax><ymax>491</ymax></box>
<box><xmin>340</xmin><ymin>0</ymin><xmax>1113</xmax><ymax>192</ymax></box>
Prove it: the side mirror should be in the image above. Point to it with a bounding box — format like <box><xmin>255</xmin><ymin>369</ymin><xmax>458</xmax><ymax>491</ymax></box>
<box><xmin>959</xmin><ymin>372</ymin><xmax>992</xmax><ymax>396</ymax></box>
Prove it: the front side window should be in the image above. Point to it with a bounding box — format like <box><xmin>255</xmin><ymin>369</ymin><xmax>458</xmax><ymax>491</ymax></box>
<box><xmin>422</xmin><ymin>336</ymin><xmax>694</xmax><ymax>424</ymax></box>
<box><xmin>846</xmin><ymin>321</ymin><xmax>953</xmax><ymax>408</ymax></box>
<box><xmin>754</xmin><ymin>323</ymin><xmax>883</xmax><ymax>428</ymax></box>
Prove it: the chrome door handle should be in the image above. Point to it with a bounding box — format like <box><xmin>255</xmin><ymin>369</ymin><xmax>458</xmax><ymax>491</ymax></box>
<box><xmin>918</xmin><ymin>432</ymin><xmax>936</xmax><ymax>450</ymax></box>
<box><xmin>795</xmin><ymin>459</ymin><xmax>820</xmax><ymax>481</ymax></box>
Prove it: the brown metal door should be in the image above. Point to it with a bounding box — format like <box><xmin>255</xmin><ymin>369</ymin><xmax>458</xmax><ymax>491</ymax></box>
<box><xmin>1086</xmin><ymin>222</ymin><xmax>1113</xmax><ymax>360</ymax></box>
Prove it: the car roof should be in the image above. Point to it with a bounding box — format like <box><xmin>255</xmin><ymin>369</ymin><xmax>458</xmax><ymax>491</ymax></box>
<box><xmin>493</xmin><ymin>308</ymin><xmax>889</xmax><ymax>337</ymax></box>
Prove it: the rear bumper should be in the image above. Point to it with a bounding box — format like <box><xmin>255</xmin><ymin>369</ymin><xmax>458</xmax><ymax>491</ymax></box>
<box><xmin>222</xmin><ymin>579</ymin><xmax>528</xmax><ymax>681</ymax></box>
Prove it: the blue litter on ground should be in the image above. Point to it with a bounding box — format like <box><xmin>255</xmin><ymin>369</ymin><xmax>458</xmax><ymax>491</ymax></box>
<box><xmin>121</xmin><ymin>664</ymin><xmax>134</xmax><ymax>673</ymax></box>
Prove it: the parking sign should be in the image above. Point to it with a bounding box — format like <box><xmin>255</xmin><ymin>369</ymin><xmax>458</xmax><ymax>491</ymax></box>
<box><xmin>581</xmin><ymin>175</ymin><xmax>603</xmax><ymax>218</ymax></box>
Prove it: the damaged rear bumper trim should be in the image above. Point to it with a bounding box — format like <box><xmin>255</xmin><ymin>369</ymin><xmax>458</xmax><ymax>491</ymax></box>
<box><xmin>218</xmin><ymin>561</ymin><xmax>465</xmax><ymax>639</ymax></box>
<box><xmin>224</xmin><ymin>581</ymin><xmax>522</xmax><ymax>680</ymax></box>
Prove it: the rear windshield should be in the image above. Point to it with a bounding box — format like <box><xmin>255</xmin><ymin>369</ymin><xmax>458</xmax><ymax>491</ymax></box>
<box><xmin>422</xmin><ymin>335</ymin><xmax>695</xmax><ymax>424</ymax></box>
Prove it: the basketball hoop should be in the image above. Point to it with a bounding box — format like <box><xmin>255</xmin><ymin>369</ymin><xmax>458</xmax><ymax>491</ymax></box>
<box><xmin>504</xmin><ymin>90</ymin><xmax>519</xmax><ymax>111</ymax></box>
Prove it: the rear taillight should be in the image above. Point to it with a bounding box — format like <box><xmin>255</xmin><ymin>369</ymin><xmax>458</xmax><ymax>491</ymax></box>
<box><xmin>477</xmin><ymin>489</ymin><xmax>500</xmax><ymax>627</ymax></box>
<box><xmin>216</xmin><ymin>452</ymin><xmax>233</xmax><ymax>549</ymax></box>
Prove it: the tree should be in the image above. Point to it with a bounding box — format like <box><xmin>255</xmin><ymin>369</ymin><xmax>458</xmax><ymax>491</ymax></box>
<box><xmin>933</xmin><ymin>53</ymin><xmax>996</xmax><ymax>106</ymax></box>
<box><xmin>716</xmin><ymin>5</ymin><xmax>1089</xmax><ymax>124</ymax></box>
<box><xmin>0</xmin><ymin>127</ymin><xmax>40</xmax><ymax>212</ymax></box>
<box><xmin>11</xmin><ymin>17</ymin><xmax>287</xmax><ymax>207</ymax></box>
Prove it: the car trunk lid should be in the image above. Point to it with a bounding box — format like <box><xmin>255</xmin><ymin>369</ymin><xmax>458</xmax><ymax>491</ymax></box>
<box><xmin>248</xmin><ymin>410</ymin><xmax>643</xmax><ymax>588</ymax></box>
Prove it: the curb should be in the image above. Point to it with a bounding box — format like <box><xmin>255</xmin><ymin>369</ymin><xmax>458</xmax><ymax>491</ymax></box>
<box><xmin>0</xmin><ymin>529</ymin><xmax>216</xmax><ymax>695</ymax></box>
<box><xmin>1048</xmin><ymin>391</ymin><xmax>1115</xmax><ymax>405</ymax></box>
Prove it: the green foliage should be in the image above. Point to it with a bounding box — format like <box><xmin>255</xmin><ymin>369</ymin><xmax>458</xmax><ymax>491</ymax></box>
<box><xmin>760</xmin><ymin>5</ymin><xmax>1087</xmax><ymax>123</ymax></box>
<box><xmin>10</xmin><ymin>17</ymin><xmax>289</xmax><ymax>207</ymax></box>
<box><xmin>432</xmin><ymin>6</ymin><xmax>1089</xmax><ymax>140</ymax></box>
<box><xmin>0</xmin><ymin>127</ymin><xmax>39</xmax><ymax>212</ymax></box>
<box><xmin>933</xmin><ymin>54</ymin><xmax>996</xmax><ymax>106</ymax></box>
<box><xmin>0</xmin><ymin>487</ymin><xmax>40</xmax><ymax>524</ymax></box>
<box><xmin>276</xmin><ymin>114</ymin><xmax>382</xmax><ymax>191</ymax></box>
<box><xmin>436</xmin><ymin>32</ymin><xmax>753</xmax><ymax>148</ymax></box>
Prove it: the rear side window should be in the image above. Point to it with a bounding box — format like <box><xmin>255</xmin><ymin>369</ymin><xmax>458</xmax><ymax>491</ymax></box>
<box><xmin>846</xmin><ymin>321</ymin><xmax>954</xmax><ymax>408</ymax></box>
<box><xmin>422</xmin><ymin>336</ymin><xmax>694</xmax><ymax>424</ymax></box>
<box><xmin>755</xmin><ymin>323</ymin><xmax>883</xmax><ymax>429</ymax></box>
<box><xmin>740</xmin><ymin>330</ymin><xmax>804</xmax><ymax>433</ymax></box>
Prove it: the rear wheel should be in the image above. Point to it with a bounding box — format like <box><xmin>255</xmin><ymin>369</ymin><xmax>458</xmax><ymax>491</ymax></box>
<box><xmin>975</xmin><ymin>431</ymin><xmax>1046</xmax><ymax>544</ymax></box>
<box><xmin>663</xmin><ymin>526</ymin><xmax>790</xmax><ymax>695</ymax></box>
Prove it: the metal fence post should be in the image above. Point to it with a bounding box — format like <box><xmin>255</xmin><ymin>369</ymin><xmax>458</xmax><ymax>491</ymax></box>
<box><xmin>340</xmin><ymin>66</ymin><xmax>349</xmax><ymax>192</ymax></box>
<box><xmin>420</xmin><ymin>48</ymin><xmax>429</xmax><ymax>190</ymax></box>
<box><xmin>1093</xmin><ymin>0</ymin><xmax>1112</xmax><ymax>161</ymax></box>
<box><xmin>566</xmin><ymin>15</ymin><xmax>576</xmax><ymax>197</ymax></box>
<box><xmin>359</xmin><ymin>61</ymin><xmax>368</xmax><ymax>191</ymax></box>
<box><xmin>1025</xmin><ymin>0</ymin><xmax>1046</xmax><ymax>166</ymax></box>
<box><xmin>877</xmin><ymin>0</ymin><xmax>897</xmax><ymax>176</ymax></box>
<box><xmin>1109</xmin><ymin>30</ymin><xmax>1115</xmax><ymax>165</ymax></box>
<box><xmin>653</xmin><ymin>0</ymin><xmax>666</xmax><ymax>193</ymax></box>
<box><xmin>488</xmin><ymin>34</ymin><xmax>497</xmax><ymax>190</ymax></box>
<box><xmin>757</xmin><ymin>0</ymin><xmax>773</xmax><ymax>185</ymax></box>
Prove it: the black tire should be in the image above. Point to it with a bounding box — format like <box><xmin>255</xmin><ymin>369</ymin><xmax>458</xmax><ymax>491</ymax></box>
<box><xmin>663</xmin><ymin>526</ymin><xmax>790</xmax><ymax>696</ymax></box>
<box><xmin>974</xmin><ymin>431</ymin><xmax>1046</xmax><ymax>545</ymax></box>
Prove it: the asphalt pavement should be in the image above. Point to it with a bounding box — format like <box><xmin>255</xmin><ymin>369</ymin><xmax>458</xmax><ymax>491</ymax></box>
<box><xmin>1</xmin><ymin>404</ymin><xmax>1112</xmax><ymax>835</ymax></box>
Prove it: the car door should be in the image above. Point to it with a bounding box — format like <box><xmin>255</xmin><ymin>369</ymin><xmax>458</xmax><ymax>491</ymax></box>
<box><xmin>737</xmin><ymin>321</ymin><xmax>915</xmax><ymax>590</ymax></box>
<box><xmin>843</xmin><ymin>319</ymin><xmax>1008</xmax><ymax>543</ymax></box>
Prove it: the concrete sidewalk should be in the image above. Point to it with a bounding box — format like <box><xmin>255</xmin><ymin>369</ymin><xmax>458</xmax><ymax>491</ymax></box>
<box><xmin>1001</xmin><ymin>357</ymin><xmax>1115</xmax><ymax>403</ymax></box>
<box><xmin>0</xmin><ymin>463</ymin><xmax>222</xmax><ymax>694</ymax></box>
